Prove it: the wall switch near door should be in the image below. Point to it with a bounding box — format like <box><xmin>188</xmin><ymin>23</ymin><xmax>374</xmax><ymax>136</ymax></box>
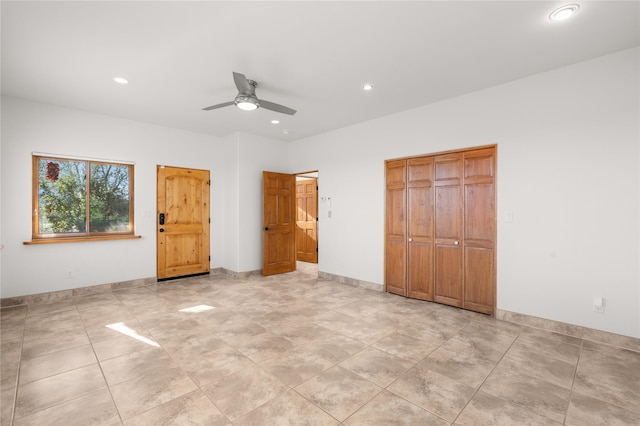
<box><xmin>593</xmin><ymin>297</ymin><xmax>606</xmax><ymax>313</ymax></box>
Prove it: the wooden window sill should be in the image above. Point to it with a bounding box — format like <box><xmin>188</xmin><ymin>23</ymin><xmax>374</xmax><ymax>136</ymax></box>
<box><xmin>24</xmin><ymin>235</ymin><xmax>141</xmax><ymax>245</ymax></box>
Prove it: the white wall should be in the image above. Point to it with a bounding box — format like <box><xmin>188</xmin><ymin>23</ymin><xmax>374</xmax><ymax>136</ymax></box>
<box><xmin>237</xmin><ymin>132</ymin><xmax>290</xmax><ymax>272</ymax></box>
<box><xmin>0</xmin><ymin>97</ymin><xmax>228</xmax><ymax>298</ymax></box>
<box><xmin>289</xmin><ymin>48</ymin><xmax>640</xmax><ymax>338</ymax></box>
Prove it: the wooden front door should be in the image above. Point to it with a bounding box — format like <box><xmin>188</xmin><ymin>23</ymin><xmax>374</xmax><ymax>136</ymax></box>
<box><xmin>296</xmin><ymin>178</ymin><xmax>318</xmax><ymax>263</ymax></box>
<box><xmin>263</xmin><ymin>171</ymin><xmax>296</xmax><ymax>276</ymax></box>
<box><xmin>157</xmin><ymin>166</ymin><xmax>210</xmax><ymax>279</ymax></box>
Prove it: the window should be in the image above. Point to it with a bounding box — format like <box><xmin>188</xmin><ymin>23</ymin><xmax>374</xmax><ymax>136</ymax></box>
<box><xmin>31</xmin><ymin>154</ymin><xmax>135</xmax><ymax>241</ymax></box>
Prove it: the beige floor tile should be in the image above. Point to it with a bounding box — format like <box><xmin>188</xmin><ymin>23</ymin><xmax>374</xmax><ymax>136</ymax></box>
<box><xmin>312</xmin><ymin>310</ymin><xmax>358</xmax><ymax>331</ymax></box>
<box><xmin>373</xmin><ymin>332</ymin><xmax>440</xmax><ymax>363</ymax></box>
<box><xmin>339</xmin><ymin>346</ymin><xmax>414</xmax><ymax>387</ymax></box>
<box><xmin>19</xmin><ymin>344</ymin><xmax>96</xmax><ymax>384</ymax></box>
<box><xmin>261</xmin><ymin>347</ymin><xmax>335</xmax><ymax>387</ymax></box>
<box><xmin>100</xmin><ymin>346</ymin><xmax>176</xmax><ymax>385</ymax></box>
<box><xmin>344</xmin><ymin>389</ymin><xmax>449</xmax><ymax>426</ymax></box>
<box><xmin>231</xmin><ymin>332</ymin><xmax>296</xmax><ymax>363</ymax></box>
<box><xmin>500</xmin><ymin>343</ymin><xmax>576</xmax><ymax>389</ymax></box>
<box><xmin>24</xmin><ymin>308</ymin><xmax>83</xmax><ymax>333</ymax></box>
<box><xmin>335</xmin><ymin>319</ymin><xmax>395</xmax><ymax>345</ymax></box>
<box><xmin>13</xmin><ymin>387</ymin><xmax>120</xmax><ymax>426</ymax></box>
<box><xmin>565</xmin><ymin>391</ymin><xmax>640</xmax><ymax>426</ymax></box>
<box><xmin>234</xmin><ymin>390</ymin><xmax>339</xmax><ymax>426</ymax></box>
<box><xmin>572</xmin><ymin>341</ymin><xmax>640</xmax><ymax>412</ymax></box>
<box><xmin>125</xmin><ymin>389</ymin><xmax>229</xmax><ymax>426</ymax></box>
<box><xmin>20</xmin><ymin>326</ymin><xmax>91</xmax><ymax>360</ymax></box>
<box><xmin>1</xmin><ymin>339</ymin><xmax>23</xmax><ymax>391</ymax></box>
<box><xmin>480</xmin><ymin>363</ymin><xmax>571</xmax><ymax>423</ymax></box>
<box><xmin>303</xmin><ymin>334</ymin><xmax>367</xmax><ymax>364</ymax></box>
<box><xmin>92</xmin><ymin>333</ymin><xmax>161</xmax><ymax>361</ymax></box>
<box><xmin>14</xmin><ymin>364</ymin><xmax>106</xmax><ymax>418</ymax></box>
<box><xmin>182</xmin><ymin>345</ymin><xmax>254</xmax><ymax>388</ymax></box>
<box><xmin>417</xmin><ymin>347</ymin><xmax>497</xmax><ymax>388</ymax></box>
<box><xmin>454</xmin><ymin>391</ymin><xmax>561</xmax><ymax>425</ymax></box>
<box><xmin>295</xmin><ymin>366</ymin><xmax>382</xmax><ymax>422</ymax></box>
<box><xmin>110</xmin><ymin>366</ymin><xmax>198</xmax><ymax>420</ymax></box>
<box><xmin>388</xmin><ymin>365</ymin><xmax>475</xmax><ymax>422</ymax></box>
<box><xmin>1</xmin><ymin>388</ymin><xmax>16</xmax><ymax>425</ymax></box>
<box><xmin>203</xmin><ymin>363</ymin><xmax>288</xmax><ymax>420</ymax></box>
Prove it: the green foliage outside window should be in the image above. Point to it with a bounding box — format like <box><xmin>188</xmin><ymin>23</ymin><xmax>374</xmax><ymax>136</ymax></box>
<box><xmin>35</xmin><ymin>156</ymin><xmax>133</xmax><ymax>237</ymax></box>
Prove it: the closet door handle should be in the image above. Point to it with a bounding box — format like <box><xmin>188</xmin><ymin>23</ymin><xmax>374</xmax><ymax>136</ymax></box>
<box><xmin>454</xmin><ymin>241</ymin><xmax>459</xmax><ymax>245</ymax></box>
<box><xmin>408</xmin><ymin>238</ymin><xmax>413</xmax><ymax>242</ymax></box>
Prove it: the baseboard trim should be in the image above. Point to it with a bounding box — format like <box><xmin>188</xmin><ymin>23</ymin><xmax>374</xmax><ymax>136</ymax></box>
<box><xmin>496</xmin><ymin>309</ymin><xmax>640</xmax><ymax>352</ymax></box>
<box><xmin>318</xmin><ymin>271</ymin><xmax>384</xmax><ymax>292</ymax></box>
<box><xmin>0</xmin><ymin>276</ymin><xmax>157</xmax><ymax>308</ymax></box>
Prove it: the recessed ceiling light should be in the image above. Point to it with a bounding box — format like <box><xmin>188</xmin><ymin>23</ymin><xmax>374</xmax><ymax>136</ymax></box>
<box><xmin>271</xmin><ymin>120</ymin><xmax>280</xmax><ymax>125</ymax></box>
<box><xmin>549</xmin><ymin>4</ymin><xmax>580</xmax><ymax>22</ymax></box>
<box><xmin>113</xmin><ymin>77</ymin><xmax>129</xmax><ymax>84</ymax></box>
<box><xmin>362</xmin><ymin>83</ymin><xmax>374</xmax><ymax>91</ymax></box>
<box><xmin>283</xmin><ymin>130</ymin><xmax>289</xmax><ymax>135</ymax></box>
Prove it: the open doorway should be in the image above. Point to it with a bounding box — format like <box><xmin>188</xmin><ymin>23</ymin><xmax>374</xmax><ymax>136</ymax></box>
<box><xmin>296</xmin><ymin>171</ymin><xmax>319</xmax><ymax>276</ymax></box>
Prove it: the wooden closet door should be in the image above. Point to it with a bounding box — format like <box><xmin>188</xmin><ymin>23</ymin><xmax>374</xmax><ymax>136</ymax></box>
<box><xmin>434</xmin><ymin>153</ymin><xmax>463</xmax><ymax>307</ymax></box>
<box><xmin>407</xmin><ymin>157</ymin><xmax>434</xmax><ymax>301</ymax></box>
<box><xmin>385</xmin><ymin>160</ymin><xmax>407</xmax><ymax>296</ymax></box>
<box><xmin>463</xmin><ymin>148</ymin><xmax>496</xmax><ymax>314</ymax></box>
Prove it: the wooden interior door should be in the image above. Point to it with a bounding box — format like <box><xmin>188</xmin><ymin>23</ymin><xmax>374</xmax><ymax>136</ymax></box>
<box><xmin>385</xmin><ymin>160</ymin><xmax>407</xmax><ymax>296</ymax></box>
<box><xmin>433</xmin><ymin>153</ymin><xmax>463</xmax><ymax>307</ymax></box>
<box><xmin>157</xmin><ymin>166</ymin><xmax>210</xmax><ymax>280</ymax></box>
<box><xmin>263</xmin><ymin>171</ymin><xmax>296</xmax><ymax>276</ymax></box>
<box><xmin>407</xmin><ymin>157</ymin><xmax>435</xmax><ymax>301</ymax></box>
<box><xmin>462</xmin><ymin>148</ymin><xmax>496</xmax><ymax>314</ymax></box>
<box><xmin>296</xmin><ymin>178</ymin><xmax>318</xmax><ymax>263</ymax></box>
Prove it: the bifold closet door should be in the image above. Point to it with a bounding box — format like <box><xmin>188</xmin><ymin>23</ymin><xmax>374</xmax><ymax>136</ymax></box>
<box><xmin>407</xmin><ymin>157</ymin><xmax>434</xmax><ymax>301</ymax></box>
<box><xmin>433</xmin><ymin>153</ymin><xmax>463</xmax><ymax>307</ymax></box>
<box><xmin>462</xmin><ymin>148</ymin><xmax>496</xmax><ymax>314</ymax></box>
<box><xmin>385</xmin><ymin>159</ymin><xmax>407</xmax><ymax>296</ymax></box>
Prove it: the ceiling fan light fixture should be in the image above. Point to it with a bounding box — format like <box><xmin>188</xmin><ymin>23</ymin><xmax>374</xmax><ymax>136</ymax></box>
<box><xmin>235</xmin><ymin>96</ymin><xmax>259</xmax><ymax>111</ymax></box>
<box><xmin>549</xmin><ymin>4</ymin><xmax>580</xmax><ymax>21</ymax></box>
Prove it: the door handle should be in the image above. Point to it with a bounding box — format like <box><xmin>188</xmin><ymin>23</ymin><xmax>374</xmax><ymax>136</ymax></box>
<box><xmin>454</xmin><ymin>241</ymin><xmax>459</xmax><ymax>245</ymax></box>
<box><xmin>159</xmin><ymin>228</ymin><xmax>165</xmax><ymax>233</ymax></box>
<box><xmin>159</xmin><ymin>213</ymin><xmax>165</xmax><ymax>225</ymax></box>
<box><xmin>264</xmin><ymin>227</ymin><xmax>269</xmax><ymax>231</ymax></box>
<box><xmin>408</xmin><ymin>238</ymin><xmax>413</xmax><ymax>242</ymax></box>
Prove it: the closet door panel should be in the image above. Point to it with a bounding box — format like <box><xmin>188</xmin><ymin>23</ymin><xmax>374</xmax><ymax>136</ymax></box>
<box><xmin>385</xmin><ymin>160</ymin><xmax>407</xmax><ymax>296</ymax></box>
<box><xmin>434</xmin><ymin>245</ymin><xmax>462</xmax><ymax>307</ymax></box>
<box><xmin>434</xmin><ymin>153</ymin><xmax>463</xmax><ymax>307</ymax></box>
<box><xmin>407</xmin><ymin>157</ymin><xmax>434</xmax><ymax>300</ymax></box>
<box><xmin>464</xmin><ymin>246</ymin><xmax>494</xmax><ymax>314</ymax></box>
<box><xmin>463</xmin><ymin>147</ymin><xmax>496</xmax><ymax>314</ymax></box>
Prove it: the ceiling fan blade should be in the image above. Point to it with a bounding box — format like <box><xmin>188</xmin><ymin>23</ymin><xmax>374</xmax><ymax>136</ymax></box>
<box><xmin>233</xmin><ymin>72</ymin><xmax>252</xmax><ymax>94</ymax></box>
<box><xmin>202</xmin><ymin>101</ymin><xmax>235</xmax><ymax>111</ymax></box>
<box><xmin>259</xmin><ymin>99</ymin><xmax>297</xmax><ymax>115</ymax></box>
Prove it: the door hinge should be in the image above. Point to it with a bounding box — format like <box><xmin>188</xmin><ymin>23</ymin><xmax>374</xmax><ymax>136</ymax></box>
<box><xmin>316</xmin><ymin>217</ymin><xmax>319</xmax><ymax>222</ymax></box>
<box><xmin>316</xmin><ymin>247</ymin><xmax>318</xmax><ymax>252</ymax></box>
<box><xmin>316</xmin><ymin>186</ymin><xmax>318</xmax><ymax>190</ymax></box>
<box><xmin>209</xmin><ymin>255</ymin><xmax>211</xmax><ymax>261</ymax></box>
<box><xmin>208</xmin><ymin>218</ymin><xmax>211</xmax><ymax>223</ymax></box>
<box><xmin>207</xmin><ymin>179</ymin><xmax>211</xmax><ymax>185</ymax></box>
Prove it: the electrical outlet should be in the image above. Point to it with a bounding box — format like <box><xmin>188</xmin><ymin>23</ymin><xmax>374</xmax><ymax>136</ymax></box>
<box><xmin>66</xmin><ymin>269</ymin><xmax>73</xmax><ymax>279</ymax></box>
<box><xmin>593</xmin><ymin>297</ymin><xmax>605</xmax><ymax>313</ymax></box>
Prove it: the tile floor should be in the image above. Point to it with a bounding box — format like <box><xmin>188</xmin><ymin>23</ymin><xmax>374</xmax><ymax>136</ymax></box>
<box><xmin>1</xmin><ymin>263</ymin><xmax>639</xmax><ymax>425</ymax></box>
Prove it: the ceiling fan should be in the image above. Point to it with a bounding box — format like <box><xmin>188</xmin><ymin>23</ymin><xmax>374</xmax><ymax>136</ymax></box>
<box><xmin>202</xmin><ymin>72</ymin><xmax>297</xmax><ymax>115</ymax></box>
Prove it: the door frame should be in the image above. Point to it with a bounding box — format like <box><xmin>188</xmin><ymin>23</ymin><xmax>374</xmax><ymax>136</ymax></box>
<box><xmin>295</xmin><ymin>170</ymin><xmax>319</xmax><ymax>264</ymax></box>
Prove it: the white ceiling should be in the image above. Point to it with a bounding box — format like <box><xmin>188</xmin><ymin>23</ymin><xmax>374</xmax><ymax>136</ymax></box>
<box><xmin>2</xmin><ymin>1</ymin><xmax>638</xmax><ymax>141</ymax></box>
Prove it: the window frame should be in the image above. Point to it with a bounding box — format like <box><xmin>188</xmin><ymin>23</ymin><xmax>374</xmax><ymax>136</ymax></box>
<box><xmin>30</xmin><ymin>154</ymin><xmax>136</xmax><ymax>242</ymax></box>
